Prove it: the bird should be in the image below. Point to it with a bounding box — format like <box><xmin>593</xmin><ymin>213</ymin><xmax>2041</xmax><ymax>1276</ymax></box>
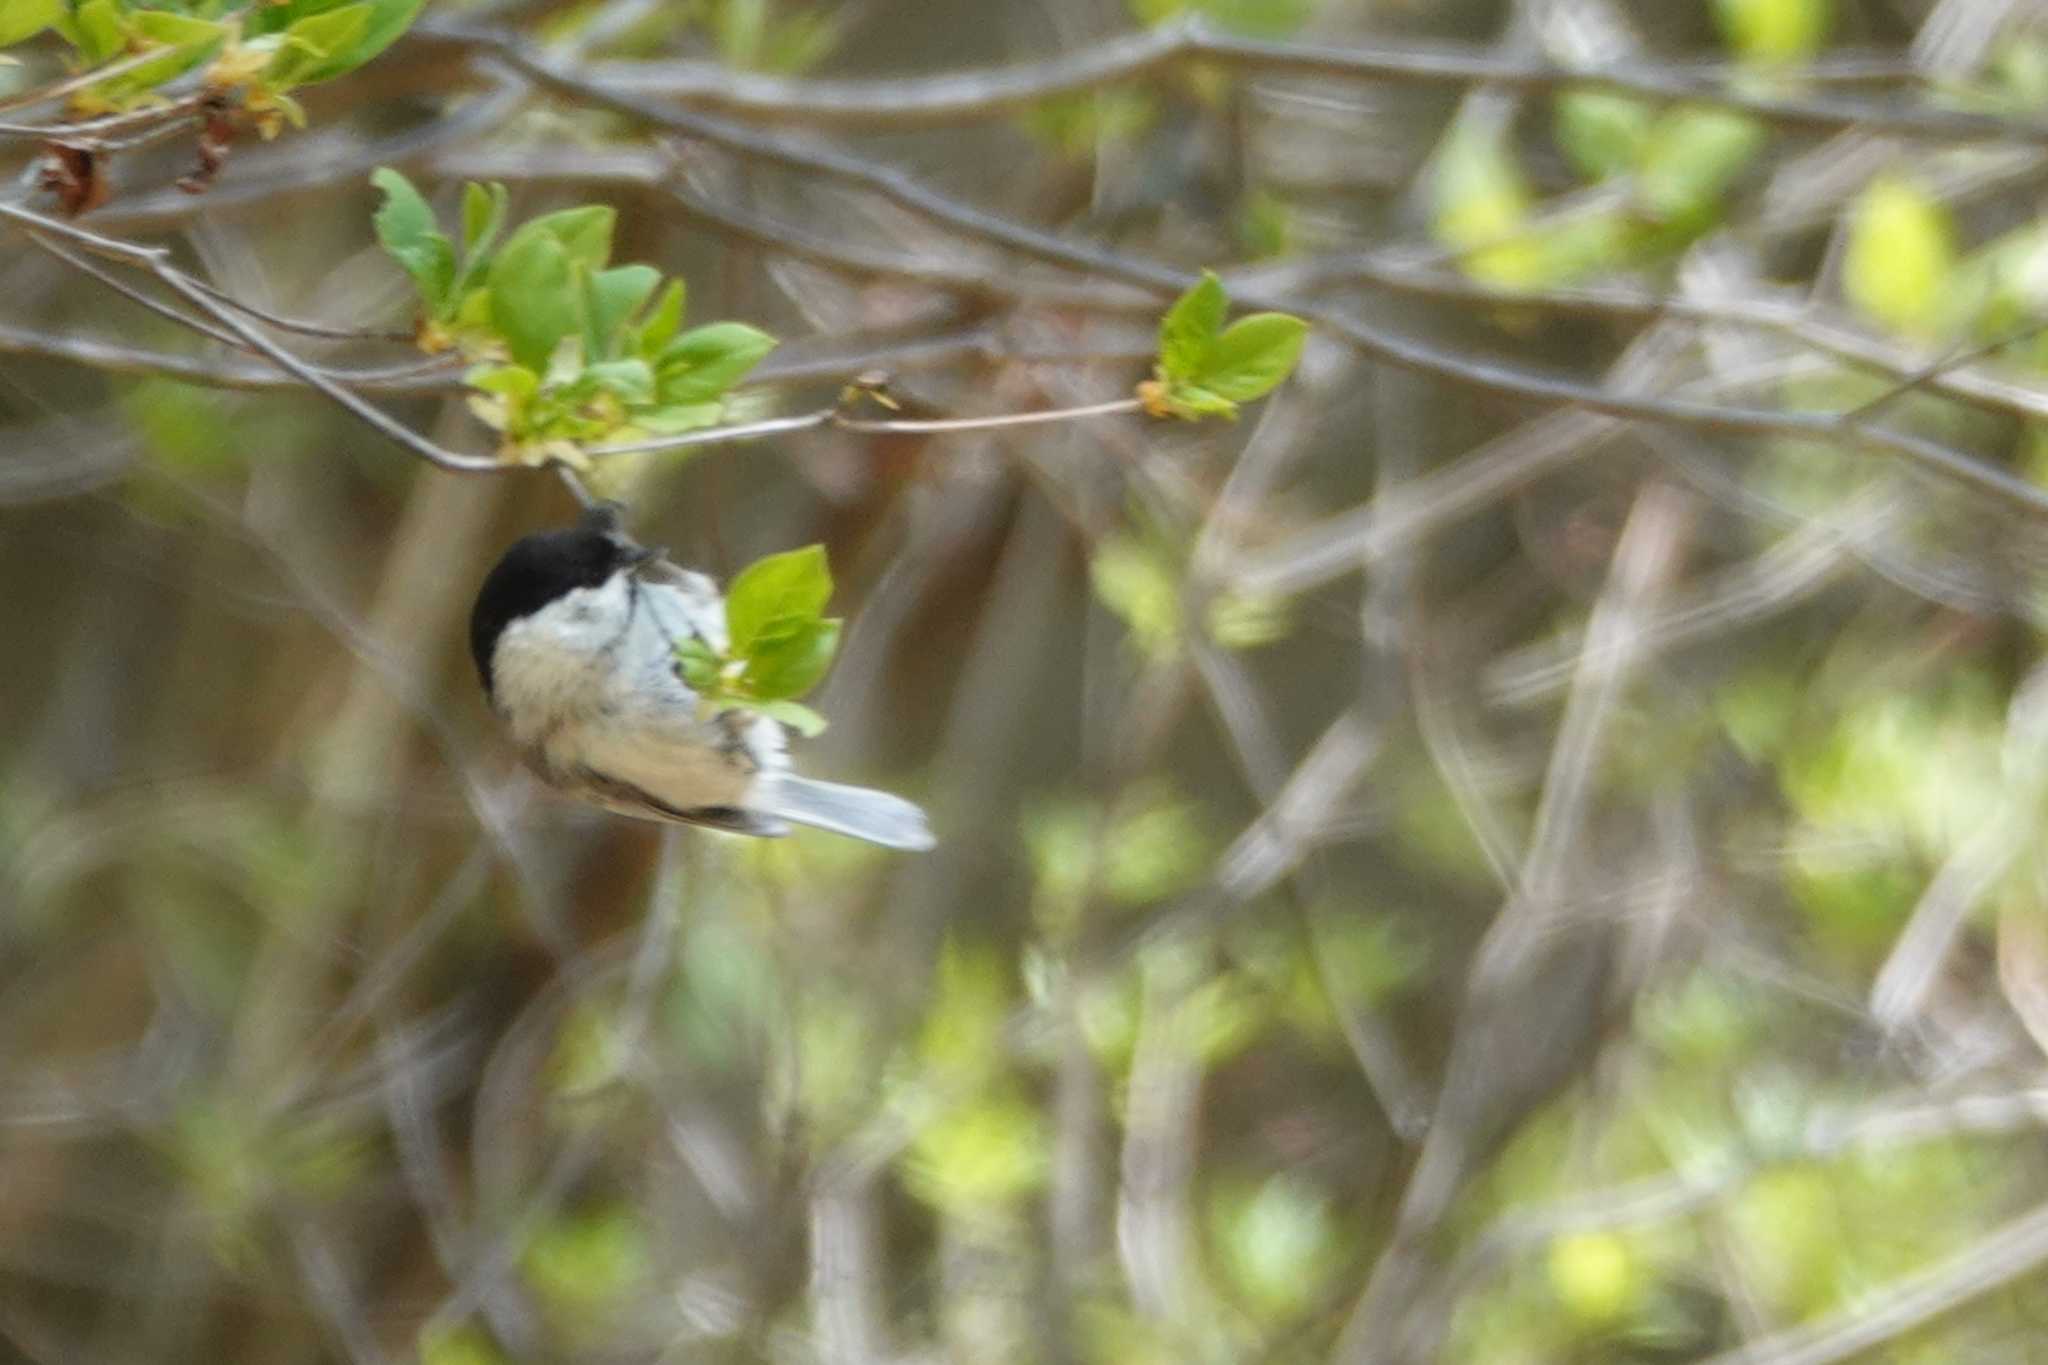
<box><xmin>468</xmin><ymin>504</ymin><xmax>934</xmax><ymax>851</ymax></box>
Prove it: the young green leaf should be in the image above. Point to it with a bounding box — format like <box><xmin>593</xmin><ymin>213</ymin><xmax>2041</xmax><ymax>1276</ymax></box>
<box><xmin>630</xmin><ymin>402</ymin><xmax>725</xmax><ymax>435</ymax></box>
<box><xmin>583</xmin><ymin>358</ymin><xmax>656</xmax><ymax>404</ymax></box>
<box><xmin>725</xmin><ymin>544</ymin><xmax>833</xmax><ymax>657</ymax></box>
<box><xmin>370</xmin><ymin>167</ymin><xmax>456</xmax><ymax>315</ymax></box>
<box><xmin>464</xmin><ymin>363</ymin><xmax>540</xmax><ymax>401</ymax></box>
<box><xmin>1635</xmin><ymin>107</ymin><xmax>1763</xmax><ymax>224</ymax></box>
<box><xmin>1160</xmin><ymin>383</ymin><xmax>1239</xmax><ymax>421</ymax></box>
<box><xmin>250</xmin><ymin>0</ymin><xmax>423</xmax><ymax>82</ymax></box>
<box><xmin>1844</xmin><ymin>174</ymin><xmax>1955</xmax><ymax>338</ymax></box>
<box><xmin>752</xmin><ymin>699</ymin><xmax>829</xmax><ymax>737</ymax></box>
<box><xmin>742</xmin><ymin>618</ymin><xmax>842</xmax><ymax>700</ymax></box>
<box><xmin>266</xmin><ymin>4</ymin><xmax>372</xmax><ymax>91</ymax></box>
<box><xmin>0</xmin><ymin>0</ymin><xmax>61</xmax><ymax>48</ymax></box>
<box><xmin>461</xmin><ymin>181</ymin><xmax>509</xmax><ymax>262</ymax></box>
<box><xmin>1554</xmin><ymin>90</ymin><xmax>1653</xmax><ymax>183</ymax></box>
<box><xmin>57</xmin><ymin>0</ymin><xmax>122</xmax><ymax>64</ymax></box>
<box><xmin>676</xmin><ymin>636</ymin><xmax>724</xmax><ymax>693</ymax></box>
<box><xmin>1714</xmin><ymin>0</ymin><xmax>1828</xmax><ymax>67</ymax></box>
<box><xmin>487</xmin><ymin>230</ymin><xmax>579</xmax><ymax>371</ymax></box>
<box><xmin>1201</xmin><ymin>312</ymin><xmax>1307</xmax><ymax>402</ymax></box>
<box><xmin>581</xmin><ymin>264</ymin><xmax>661</xmax><ymax>360</ymax></box>
<box><xmin>311</xmin><ymin>0</ymin><xmax>425</xmax><ymax>82</ymax></box>
<box><xmin>496</xmin><ymin>206</ymin><xmax>615</xmax><ymax>274</ymax></box>
<box><xmin>1158</xmin><ymin>270</ymin><xmax>1227</xmax><ymax>382</ymax></box>
<box><xmin>118</xmin><ymin>11</ymin><xmax>229</xmax><ymax>94</ymax></box>
<box><xmin>634</xmin><ymin>281</ymin><xmax>686</xmax><ymax>355</ymax></box>
<box><xmin>655</xmin><ymin>322</ymin><xmax>778</xmax><ymax>403</ymax></box>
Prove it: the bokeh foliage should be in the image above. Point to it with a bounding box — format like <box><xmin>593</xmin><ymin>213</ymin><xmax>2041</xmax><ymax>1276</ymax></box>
<box><xmin>10</xmin><ymin>0</ymin><xmax>2048</xmax><ymax>1362</ymax></box>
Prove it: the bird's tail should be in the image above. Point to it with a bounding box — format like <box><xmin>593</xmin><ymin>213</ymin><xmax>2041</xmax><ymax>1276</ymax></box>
<box><xmin>759</xmin><ymin>776</ymin><xmax>935</xmax><ymax>851</ymax></box>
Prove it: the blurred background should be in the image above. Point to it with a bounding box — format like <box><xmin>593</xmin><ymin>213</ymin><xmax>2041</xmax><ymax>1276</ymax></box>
<box><xmin>9</xmin><ymin>0</ymin><xmax>2048</xmax><ymax>1361</ymax></box>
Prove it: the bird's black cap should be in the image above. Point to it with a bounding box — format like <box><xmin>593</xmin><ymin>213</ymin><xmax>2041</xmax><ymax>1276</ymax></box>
<box><xmin>468</xmin><ymin>504</ymin><xmax>652</xmax><ymax>699</ymax></box>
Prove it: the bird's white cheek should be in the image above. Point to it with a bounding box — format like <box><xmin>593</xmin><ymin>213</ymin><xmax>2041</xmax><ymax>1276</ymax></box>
<box><xmin>491</xmin><ymin>595</ymin><xmax>627</xmax><ymax>745</ymax></box>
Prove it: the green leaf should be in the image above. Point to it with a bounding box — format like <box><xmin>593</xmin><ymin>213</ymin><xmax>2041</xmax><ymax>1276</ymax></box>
<box><xmin>1217</xmin><ymin>1176</ymin><xmax>1338</xmax><ymax>1316</ymax></box>
<box><xmin>487</xmin><ymin>230</ymin><xmax>579</xmax><ymax>370</ymax></box>
<box><xmin>752</xmin><ymin>699</ymin><xmax>828</xmax><ymax>737</ymax></box>
<box><xmin>1547</xmin><ymin>1232</ymin><xmax>1641</xmax><ymax>1324</ymax></box>
<box><xmin>463</xmin><ymin>363</ymin><xmax>539</xmax><ymax>400</ymax></box>
<box><xmin>633</xmin><ymin>280</ymin><xmax>686</xmax><ymax>355</ymax></box>
<box><xmin>676</xmin><ymin>636</ymin><xmax>724</xmax><ymax>692</ymax></box>
<box><xmin>630</xmin><ymin>402</ymin><xmax>724</xmax><ymax>435</ymax></box>
<box><xmin>266</xmin><ymin>3</ymin><xmax>371</xmax><ymax>91</ymax></box>
<box><xmin>520</xmin><ymin>1206</ymin><xmax>650</xmax><ymax>1318</ymax></box>
<box><xmin>583</xmin><ymin>357</ymin><xmax>654</xmax><ymax>404</ymax></box>
<box><xmin>497</xmin><ymin>206</ymin><xmax>614</xmax><ymax>274</ymax></box>
<box><xmin>1635</xmin><ymin>107</ymin><xmax>1763</xmax><ymax>223</ymax></box>
<box><xmin>655</xmin><ymin>322</ymin><xmax>777</xmax><ymax>402</ymax></box>
<box><xmin>581</xmin><ymin>264</ymin><xmax>660</xmax><ymax>360</ymax></box>
<box><xmin>1160</xmin><ymin>382</ymin><xmax>1239</xmax><ymax>421</ymax></box>
<box><xmin>1844</xmin><ymin>174</ymin><xmax>1956</xmax><ymax>339</ymax></box>
<box><xmin>1090</xmin><ymin>535</ymin><xmax>1181</xmax><ymax>657</ymax></box>
<box><xmin>370</xmin><ymin>167</ymin><xmax>456</xmax><ymax>314</ymax></box>
<box><xmin>117</xmin><ymin>11</ymin><xmax>229</xmax><ymax>94</ymax></box>
<box><xmin>1432</xmin><ymin>117</ymin><xmax>1531</xmax><ymax>251</ymax></box>
<box><xmin>1715</xmin><ymin>0</ymin><xmax>1829</xmax><ymax>67</ymax></box>
<box><xmin>461</xmin><ymin>181</ymin><xmax>509</xmax><ymax>261</ymax></box>
<box><xmin>1554</xmin><ymin>90</ymin><xmax>1653</xmax><ymax>182</ymax></box>
<box><xmin>742</xmin><ymin>618</ymin><xmax>841</xmax><ymax>700</ymax></box>
<box><xmin>249</xmin><ymin>0</ymin><xmax>421</xmax><ymax>82</ymax></box>
<box><xmin>725</xmin><ymin>544</ymin><xmax>833</xmax><ymax>657</ymax></box>
<box><xmin>1158</xmin><ymin>270</ymin><xmax>1227</xmax><ymax>382</ymax></box>
<box><xmin>58</xmin><ymin>0</ymin><xmax>122</xmax><ymax>64</ymax></box>
<box><xmin>418</xmin><ymin>1324</ymin><xmax>506</xmax><ymax>1365</ymax></box>
<box><xmin>312</xmin><ymin>0</ymin><xmax>424</xmax><ymax>81</ymax></box>
<box><xmin>0</xmin><ymin>0</ymin><xmax>61</xmax><ymax>48</ymax></box>
<box><xmin>243</xmin><ymin>0</ymin><xmax>363</xmax><ymax>35</ymax></box>
<box><xmin>1200</xmin><ymin>312</ymin><xmax>1307</xmax><ymax>402</ymax></box>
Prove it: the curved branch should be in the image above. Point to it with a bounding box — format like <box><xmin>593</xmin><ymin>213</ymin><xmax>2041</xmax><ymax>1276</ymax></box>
<box><xmin>412</xmin><ymin>23</ymin><xmax>2048</xmax><ymax>517</ymax></box>
<box><xmin>458</xmin><ymin>18</ymin><xmax>2041</xmax><ymax>142</ymax></box>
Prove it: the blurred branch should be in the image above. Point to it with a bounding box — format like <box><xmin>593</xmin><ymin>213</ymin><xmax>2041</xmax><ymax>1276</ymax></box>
<box><xmin>418</xmin><ymin>23</ymin><xmax>2048</xmax><ymax>513</ymax></box>
<box><xmin>447</xmin><ymin>17</ymin><xmax>2036</xmax><ymax>142</ymax></box>
<box><xmin>1697</xmin><ymin>1196</ymin><xmax>2048</xmax><ymax>1365</ymax></box>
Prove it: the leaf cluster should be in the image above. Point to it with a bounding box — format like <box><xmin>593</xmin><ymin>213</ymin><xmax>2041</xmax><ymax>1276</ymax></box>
<box><xmin>675</xmin><ymin>545</ymin><xmax>841</xmax><ymax>737</ymax></box>
<box><xmin>371</xmin><ymin>169</ymin><xmax>777</xmax><ymax>466</ymax></box>
<box><xmin>8</xmin><ymin>0</ymin><xmax>423</xmax><ymax>128</ymax></box>
<box><xmin>1136</xmin><ymin>271</ymin><xmax>1308</xmax><ymax>421</ymax></box>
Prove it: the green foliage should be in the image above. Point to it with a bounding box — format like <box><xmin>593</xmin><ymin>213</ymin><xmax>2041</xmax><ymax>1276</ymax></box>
<box><xmin>1554</xmin><ymin>91</ymin><xmax>1654</xmax><ymax>182</ymax></box>
<box><xmin>1019</xmin><ymin>89</ymin><xmax>1159</xmax><ymax>158</ymax></box>
<box><xmin>1482</xmin><ymin>96</ymin><xmax>1772</xmax><ymax>285</ymax></box>
<box><xmin>1025</xmin><ymin>781</ymin><xmax>1213</xmax><ymax>948</ymax></box>
<box><xmin>903</xmin><ymin>1094</ymin><xmax>1050</xmax><ymax>1218</ymax></box>
<box><xmin>1730</xmin><ymin>1165</ymin><xmax>1841</xmax><ymax>1316</ymax></box>
<box><xmin>418</xmin><ymin>1326</ymin><xmax>508</xmax><ymax>1365</ymax></box>
<box><xmin>0</xmin><ymin>0</ymin><xmax>61</xmax><ymax>47</ymax></box>
<box><xmin>1843</xmin><ymin>174</ymin><xmax>1958</xmax><ymax>339</ymax></box>
<box><xmin>521</xmin><ymin>1205</ymin><xmax>652</xmax><ymax>1322</ymax></box>
<box><xmin>1633</xmin><ymin>107</ymin><xmax>1764</xmax><ymax>225</ymax></box>
<box><xmin>1090</xmin><ymin>533</ymin><xmax>1183</xmax><ymax>659</ymax></box>
<box><xmin>1139</xmin><ymin>271</ymin><xmax>1309</xmax><ymax>421</ymax></box>
<box><xmin>369</xmin><ymin>169</ymin><xmax>777</xmax><ymax>463</ymax></box>
<box><xmin>1431</xmin><ymin>117</ymin><xmax>1540</xmax><ymax>285</ymax></box>
<box><xmin>701</xmin><ymin>0</ymin><xmax>845</xmax><ymax>73</ymax></box>
<box><xmin>1209</xmin><ymin>1174</ymin><xmax>1341</xmax><ymax>1317</ymax></box>
<box><xmin>675</xmin><ymin>544</ymin><xmax>840</xmax><ymax>737</ymax></box>
<box><xmin>27</xmin><ymin>0</ymin><xmax>422</xmax><ymax>121</ymax></box>
<box><xmin>1714</xmin><ymin>0</ymin><xmax>1830</xmax><ymax>67</ymax></box>
<box><xmin>1546</xmin><ymin>1231</ymin><xmax>1642</xmax><ymax>1325</ymax></box>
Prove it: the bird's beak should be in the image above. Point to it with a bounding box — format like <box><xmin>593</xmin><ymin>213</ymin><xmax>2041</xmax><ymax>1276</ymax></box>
<box><xmin>624</xmin><ymin>542</ymin><xmax>665</xmax><ymax>568</ymax></box>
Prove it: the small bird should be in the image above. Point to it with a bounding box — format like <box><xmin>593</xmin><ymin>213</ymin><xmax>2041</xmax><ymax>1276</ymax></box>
<box><xmin>468</xmin><ymin>505</ymin><xmax>934</xmax><ymax>851</ymax></box>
